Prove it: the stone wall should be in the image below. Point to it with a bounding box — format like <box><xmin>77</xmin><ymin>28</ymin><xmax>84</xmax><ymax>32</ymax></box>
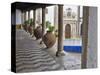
<box><xmin>87</xmin><ymin>7</ymin><xmax>97</xmax><ymax>68</ymax></box>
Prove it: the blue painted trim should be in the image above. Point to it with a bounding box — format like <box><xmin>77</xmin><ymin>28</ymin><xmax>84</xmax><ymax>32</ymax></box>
<box><xmin>63</xmin><ymin>46</ymin><xmax>82</xmax><ymax>53</ymax></box>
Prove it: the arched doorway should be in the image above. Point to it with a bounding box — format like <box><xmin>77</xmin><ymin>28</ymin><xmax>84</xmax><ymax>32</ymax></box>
<box><xmin>65</xmin><ymin>24</ymin><xmax>71</xmax><ymax>38</ymax></box>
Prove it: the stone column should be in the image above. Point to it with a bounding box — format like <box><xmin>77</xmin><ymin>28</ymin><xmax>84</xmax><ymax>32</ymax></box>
<box><xmin>71</xmin><ymin>24</ymin><xmax>74</xmax><ymax>38</ymax></box>
<box><xmin>71</xmin><ymin>24</ymin><xmax>73</xmax><ymax>38</ymax></box>
<box><xmin>73</xmin><ymin>23</ymin><xmax>76</xmax><ymax>38</ymax></box>
<box><xmin>37</xmin><ymin>9</ymin><xmax>41</xmax><ymax>24</ymax></box>
<box><xmin>24</xmin><ymin>11</ymin><xmax>26</xmax><ymax>22</ymax></box>
<box><xmin>54</xmin><ymin>5</ymin><xmax>58</xmax><ymax>31</ymax></box>
<box><xmin>77</xmin><ymin>6</ymin><xmax>80</xmax><ymax>38</ymax></box>
<box><xmin>81</xmin><ymin>6</ymin><xmax>89</xmax><ymax>69</ymax></box>
<box><xmin>24</xmin><ymin>11</ymin><xmax>27</xmax><ymax>31</ymax></box>
<box><xmin>27</xmin><ymin>11</ymin><xmax>30</xmax><ymax>33</ymax></box>
<box><xmin>87</xmin><ymin>7</ymin><xmax>97</xmax><ymax>68</ymax></box>
<box><xmin>56</xmin><ymin>5</ymin><xmax>65</xmax><ymax>56</ymax></box>
<box><xmin>40</xmin><ymin>7</ymin><xmax>46</xmax><ymax>44</ymax></box>
<box><xmin>21</xmin><ymin>11</ymin><xmax>23</xmax><ymax>29</ymax></box>
<box><xmin>33</xmin><ymin>9</ymin><xmax>36</xmax><ymax>36</ymax></box>
<box><xmin>42</xmin><ymin>7</ymin><xmax>46</xmax><ymax>37</ymax></box>
<box><xmin>28</xmin><ymin>10</ymin><xmax>30</xmax><ymax>24</ymax></box>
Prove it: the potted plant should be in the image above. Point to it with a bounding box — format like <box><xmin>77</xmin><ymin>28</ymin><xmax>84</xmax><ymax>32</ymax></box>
<box><xmin>43</xmin><ymin>21</ymin><xmax>56</xmax><ymax>48</ymax></box>
<box><xmin>34</xmin><ymin>25</ymin><xmax>42</xmax><ymax>40</ymax></box>
<box><xmin>23</xmin><ymin>20</ymin><xmax>29</xmax><ymax>31</ymax></box>
<box><xmin>28</xmin><ymin>19</ymin><xmax>33</xmax><ymax>35</ymax></box>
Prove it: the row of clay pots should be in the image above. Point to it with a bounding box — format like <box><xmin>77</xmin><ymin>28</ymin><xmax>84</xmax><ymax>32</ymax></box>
<box><xmin>34</xmin><ymin>26</ymin><xmax>56</xmax><ymax>48</ymax></box>
<box><xmin>23</xmin><ymin>25</ymin><xmax>33</xmax><ymax>35</ymax></box>
<box><xmin>23</xmin><ymin>25</ymin><xmax>56</xmax><ymax>48</ymax></box>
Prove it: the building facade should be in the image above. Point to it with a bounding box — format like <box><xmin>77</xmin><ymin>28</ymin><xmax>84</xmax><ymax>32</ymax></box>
<box><xmin>54</xmin><ymin>5</ymin><xmax>81</xmax><ymax>39</ymax></box>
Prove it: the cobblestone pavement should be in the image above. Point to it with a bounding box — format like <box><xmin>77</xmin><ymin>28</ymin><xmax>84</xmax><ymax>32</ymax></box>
<box><xmin>16</xmin><ymin>29</ymin><xmax>64</xmax><ymax>73</ymax></box>
<box><xmin>16</xmin><ymin>29</ymin><xmax>81</xmax><ymax>73</ymax></box>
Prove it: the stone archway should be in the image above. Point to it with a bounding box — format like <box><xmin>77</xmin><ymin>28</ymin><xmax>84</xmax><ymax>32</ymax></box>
<box><xmin>65</xmin><ymin>24</ymin><xmax>71</xmax><ymax>38</ymax></box>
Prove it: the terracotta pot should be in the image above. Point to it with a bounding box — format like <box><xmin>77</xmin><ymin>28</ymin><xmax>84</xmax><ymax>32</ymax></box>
<box><xmin>28</xmin><ymin>25</ymin><xmax>33</xmax><ymax>35</ymax></box>
<box><xmin>43</xmin><ymin>31</ymin><xmax>56</xmax><ymax>48</ymax></box>
<box><xmin>23</xmin><ymin>25</ymin><xmax>28</xmax><ymax>31</ymax></box>
<box><xmin>34</xmin><ymin>26</ymin><xmax>42</xmax><ymax>40</ymax></box>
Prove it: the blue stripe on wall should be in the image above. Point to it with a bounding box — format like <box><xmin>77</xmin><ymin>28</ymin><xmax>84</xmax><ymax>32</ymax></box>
<box><xmin>63</xmin><ymin>46</ymin><xmax>82</xmax><ymax>53</ymax></box>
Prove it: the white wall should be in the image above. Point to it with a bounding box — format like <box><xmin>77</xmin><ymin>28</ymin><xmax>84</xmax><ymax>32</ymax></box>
<box><xmin>46</xmin><ymin>6</ymin><xmax>54</xmax><ymax>25</ymax></box>
<box><xmin>16</xmin><ymin>9</ymin><xmax>22</xmax><ymax>25</ymax></box>
<box><xmin>87</xmin><ymin>7</ymin><xmax>97</xmax><ymax>68</ymax></box>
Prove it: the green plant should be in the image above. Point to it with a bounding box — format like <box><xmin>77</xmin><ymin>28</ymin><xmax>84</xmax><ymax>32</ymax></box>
<box><xmin>24</xmin><ymin>19</ymin><xmax>33</xmax><ymax>25</ymax></box>
<box><xmin>24</xmin><ymin>20</ymin><xmax>29</xmax><ymax>25</ymax></box>
<box><xmin>46</xmin><ymin>21</ymin><xmax>55</xmax><ymax>32</ymax></box>
<box><xmin>48</xmin><ymin>26</ymin><xmax>55</xmax><ymax>32</ymax></box>
<box><xmin>29</xmin><ymin>19</ymin><xmax>33</xmax><ymax>25</ymax></box>
<box><xmin>46</xmin><ymin>21</ymin><xmax>51</xmax><ymax>28</ymax></box>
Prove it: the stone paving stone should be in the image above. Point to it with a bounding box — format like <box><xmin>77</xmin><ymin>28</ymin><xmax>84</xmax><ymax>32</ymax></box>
<box><xmin>16</xmin><ymin>29</ymin><xmax>81</xmax><ymax>73</ymax></box>
<box><xmin>16</xmin><ymin>29</ymin><xmax>64</xmax><ymax>73</ymax></box>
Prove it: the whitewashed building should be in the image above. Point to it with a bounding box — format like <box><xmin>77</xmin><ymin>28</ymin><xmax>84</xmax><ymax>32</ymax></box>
<box><xmin>54</xmin><ymin>5</ymin><xmax>82</xmax><ymax>39</ymax></box>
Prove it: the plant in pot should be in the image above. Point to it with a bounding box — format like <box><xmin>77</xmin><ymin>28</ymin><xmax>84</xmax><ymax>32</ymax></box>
<box><xmin>28</xmin><ymin>19</ymin><xmax>33</xmax><ymax>35</ymax></box>
<box><xmin>34</xmin><ymin>24</ymin><xmax>42</xmax><ymax>40</ymax></box>
<box><xmin>43</xmin><ymin>21</ymin><xmax>56</xmax><ymax>48</ymax></box>
<box><xmin>24</xmin><ymin>20</ymin><xmax>29</xmax><ymax>31</ymax></box>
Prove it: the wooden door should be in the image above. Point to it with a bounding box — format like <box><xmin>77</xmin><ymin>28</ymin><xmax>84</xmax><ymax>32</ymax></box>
<box><xmin>65</xmin><ymin>24</ymin><xmax>71</xmax><ymax>38</ymax></box>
